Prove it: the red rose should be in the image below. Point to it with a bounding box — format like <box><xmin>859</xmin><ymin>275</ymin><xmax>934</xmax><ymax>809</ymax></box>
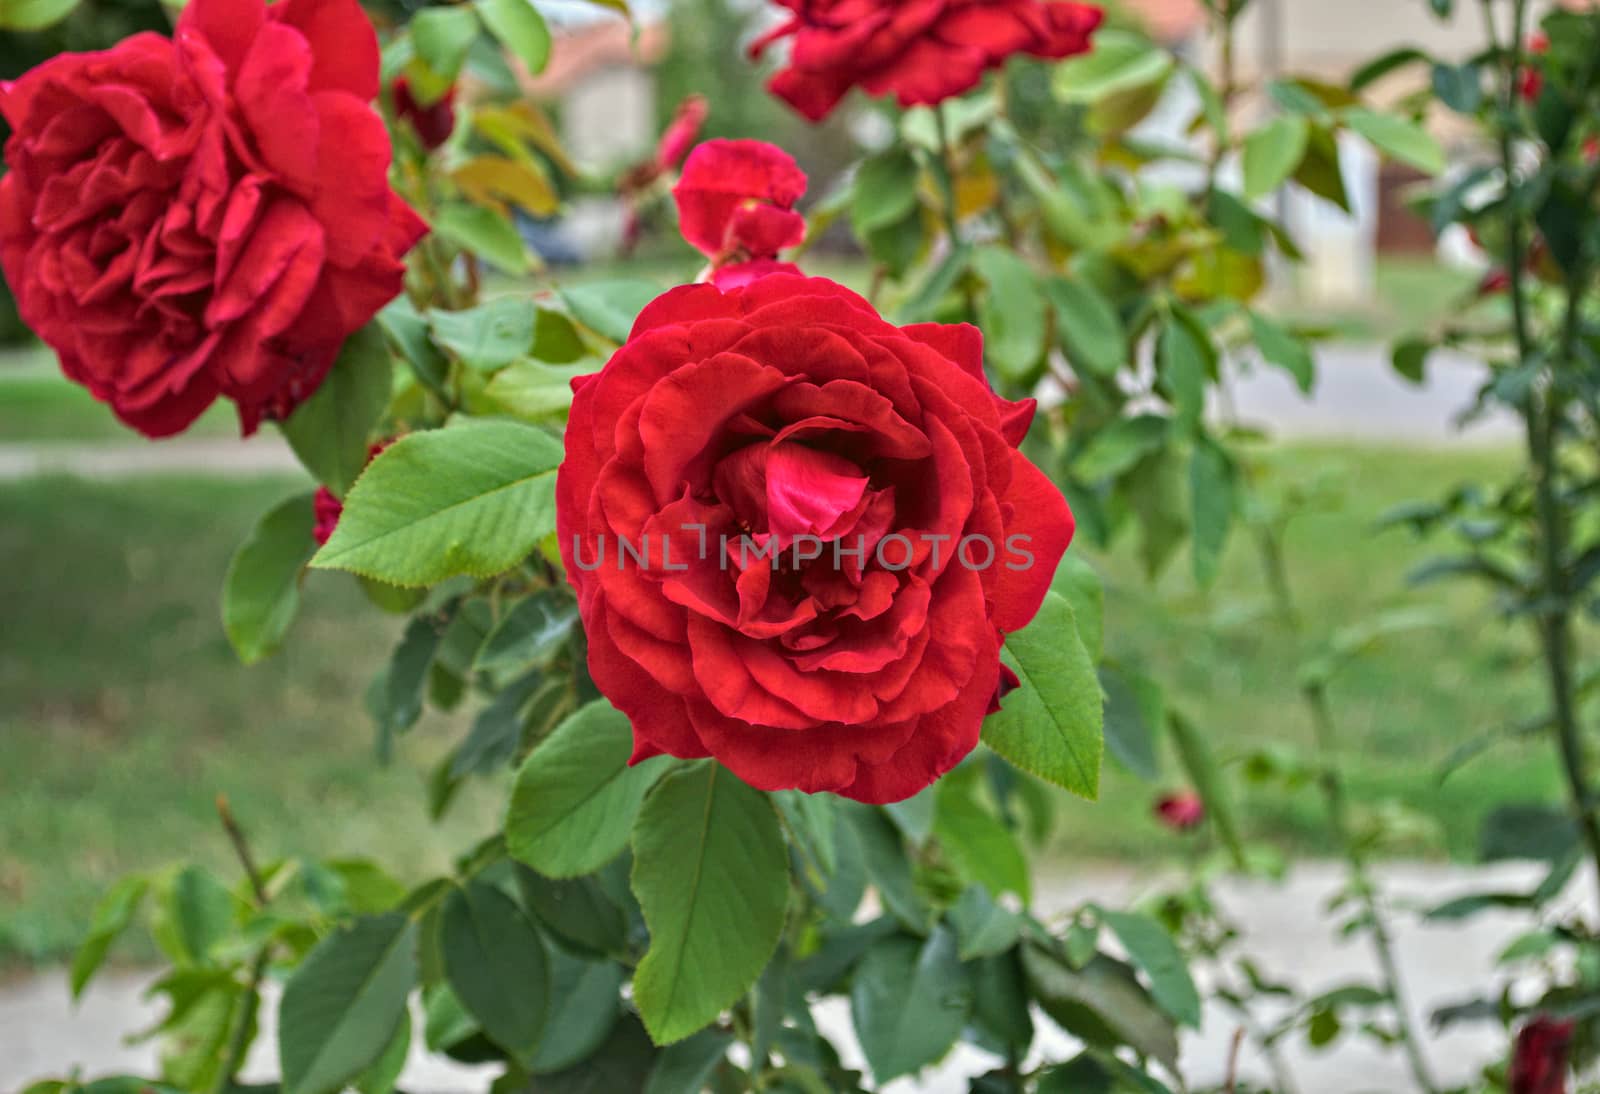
<box><xmin>673</xmin><ymin>139</ymin><xmax>807</xmax><ymax>288</ymax></box>
<box><xmin>0</xmin><ymin>0</ymin><xmax>425</xmax><ymax>438</ymax></box>
<box><xmin>655</xmin><ymin>95</ymin><xmax>709</xmax><ymax>172</ymax></box>
<box><xmin>1511</xmin><ymin>1016</ymin><xmax>1573</xmax><ymax>1094</ymax></box>
<box><xmin>313</xmin><ymin>486</ymin><xmax>344</xmax><ymax>547</ymax></box>
<box><xmin>1520</xmin><ymin>31</ymin><xmax>1550</xmax><ymax>102</ymax></box>
<box><xmin>1154</xmin><ymin>791</ymin><xmax>1205</xmax><ymax>832</ymax></box>
<box><xmin>557</xmin><ymin>274</ymin><xmax>1075</xmax><ymax>803</ymax></box>
<box><xmin>311</xmin><ymin>439</ymin><xmax>390</xmax><ymax>545</ymax></box>
<box><xmin>751</xmin><ymin>0</ymin><xmax>1103</xmax><ymax>122</ymax></box>
<box><xmin>393</xmin><ymin>76</ymin><xmax>457</xmax><ymax>151</ymax></box>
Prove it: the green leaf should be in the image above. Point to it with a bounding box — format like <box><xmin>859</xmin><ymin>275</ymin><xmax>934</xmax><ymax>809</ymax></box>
<box><xmin>1053</xmin><ymin>554</ymin><xmax>1104</xmax><ymax>662</ymax></box>
<box><xmin>983</xmin><ymin>591</ymin><xmax>1104</xmax><ymax>799</ymax></box>
<box><xmin>475</xmin><ymin>589</ymin><xmax>579</xmax><ymax>678</ymax></box>
<box><xmin>559</xmin><ymin>280</ymin><xmax>661</xmax><ymax>344</ymax></box>
<box><xmin>1392</xmin><ymin>337</ymin><xmax>1431</xmax><ymax>384</ymax></box>
<box><xmin>430</xmin><ymin>298</ymin><xmax>535</xmax><ymax>371</ymax></box>
<box><xmin>354</xmin><ymin>1016</ymin><xmax>410</xmax><ymax>1094</ymax></box>
<box><xmin>71</xmin><ymin>876</ymin><xmax>149</xmax><ymax>999</ymax></box>
<box><xmin>476</xmin><ymin>0</ymin><xmax>551</xmax><ymax>74</ymax></box>
<box><xmin>517</xmin><ymin>867</ymin><xmax>629</xmax><ymax>959</ymax></box>
<box><xmin>850</xmin><ymin>927</ymin><xmax>973</xmax><ymax>1083</ymax></box>
<box><xmin>1242</xmin><ymin>115</ymin><xmax>1309</xmax><ymax>199</ymax></box>
<box><xmin>1046</xmin><ymin>278</ymin><xmax>1127</xmax><ymax>377</ymax></box>
<box><xmin>441</xmin><ymin>881</ymin><xmax>550</xmax><ymax>1065</ymax></box>
<box><xmin>279</xmin><ymin>914</ymin><xmax>418</xmax><ymax>1094</ymax></box>
<box><xmin>1072</xmin><ymin>415</ymin><xmax>1170</xmax><ymax>483</ymax></box>
<box><xmin>844</xmin><ymin>803</ymin><xmax>931</xmax><ymax>932</ymax></box>
<box><xmin>1099</xmin><ymin>911</ymin><xmax>1201</xmax><ymax>1028</ymax></box>
<box><xmin>507</xmin><ymin>700</ymin><xmax>671</xmax><ymax>877</ymax></box>
<box><xmin>484</xmin><ymin>359</ymin><xmax>598</xmax><ymax>421</ymax></box>
<box><xmin>313</xmin><ymin>418</ymin><xmax>563</xmax><ymax>586</ymax></box>
<box><xmin>0</xmin><ymin>0</ymin><xmax>77</xmax><ymax>31</ymax></box>
<box><xmin>156</xmin><ymin>866</ymin><xmax>237</xmax><ymax>966</ymax></box>
<box><xmin>1099</xmin><ymin>665</ymin><xmax>1161</xmax><ymax>781</ymax></box>
<box><xmin>538</xmin><ymin>1013</ymin><xmax>659</xmax><ymax>1092</ymax></box>
<box><xmin>1248</xmin><ymin>312</ymin><xmax>1315</xmax><ymax>393</ymax></box>
<box><xmin>1343</xmin><ymin>107</ymin><xmax>1444</xmax><ymax>174</ymax></box>
<box><xmin>934</xmin><ymin>776</ymin><xmax>1030</xmax><ymax>901</ymax></box>
<box><xmin>1350</xmin><ymin>47</ymin><xmax>1432</xmax><ymax>91</ymax></box>
<box><xmin>528</xmin><ymin>947</ymin><xmax>624</xmax><ymax>1072</ymax></box>
<box><xmin>1053</xmin><ymin>30</ymin><xmax>1173</xmax><ymax>104</ymax></box>
<box><xmin>1157</xmin><ymin>319</ymin><xmax>1207</xmax><ymax>430</ymax></box>
<box><xmin>645</xmin><ymin>1029</ymin><xmax>736</xmax><ymax>1094</ymax></box>
<box><xmin>1189</xmin><ymin>436</ymin><xmax>1236</xmax><ymax>587</ymax></box>
<box><xmin>433</xmin><ymin>203</ymin><xmax>530</xmax><ymax>273</ymax></box>
<box><xmin>852</xmin><ymin>146</ymin><xmax>922</xmax><ymax>235</ymax></box>
<box><xmin>411</xmin><ymin>5</ymin><xmax>481</xmax><ymax>87</ymax></box>
<box><xmin>1022</xmin><ymin>945</ymin><xmax>1179</xmax><ymax>1074</ymax></box>
<box><xmin>974</xmin><ymin>248</ymin><xmax>1047</xmax><ymax>382</ymax></box>
<box><xmin>222</xmin><ymin>493</ymin><xmax>317</xmax><ymax>665</ymax></box>
<box><xmin>281</xmin><ymin>323</ymin><xmax>392</xmax><ymax>497</ymax></box>
<box><xmin>948</xmin><ymin>886</ymin><xmax>1023</xmax><ymax>961</ymax></box>
<box><xmin>631</xmin><ymin>762</ymin><xmax>788</xmax><ymax>1044</ymax></box>
<box><xmin>1431</xmin><ymin>62</ymin><xmax>1483</xmax><ymax>114</ymax></box>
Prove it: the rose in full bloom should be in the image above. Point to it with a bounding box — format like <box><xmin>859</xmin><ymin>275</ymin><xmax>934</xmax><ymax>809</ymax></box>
<box><xmin>558</xmin><ymin>274</ymin><xmax>1075</xmax><ymax>803</ymax></box>
<box><xmin>393</xmin><ymin>76</ymin><xmax>457</xmax><ymax>151</ymax></box>
<box><xmin>751</xmin><ymin>0</ymin><xmax>1104</xmax><ymax>122</ymax></box>
<box><xmin>0</xmin><ymin>0</ymin><xmax>426</xmax><ymax>437</ymax></box>
<box><xmin>1511</xmin><ymin>1016</ymin><xmax>1573</xmax><ymax>1094</ymax></box>
<box><xmin>673</xmin><ymin>139</ymin><xmax>807</xmax><ymax>289</ymax></box>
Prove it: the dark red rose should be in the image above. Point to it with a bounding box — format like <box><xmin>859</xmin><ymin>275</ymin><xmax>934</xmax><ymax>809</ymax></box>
<box><xmin>311</xmin><ymin>439</ymin><xmax>390</xmax><ymax>545</ymax></box>
<box><xmin>393</xmin><ymin>76</ymin><xmax>457</xmax><ymax>151</ymax></box>
<box><xmin>751</xmin><ymin>0</ymin><xmax>1103</xmax><ymax>122</ymax></box>
<box><xmin>655</xmin><ymin>95</ymin><xmax>709</xmax><ymax>172</ymax></box>
<box><xmin>1155</xmin><ymin>791</ymin><xmax>1205</xmax><ymax>832</ymax></box>
<box><xmin>673</xmin><ymin>139</ymin><xmax>806</xmax><ymax>288</ymax></box>
<box><xmin>1511</xmin><ymin>1015</ymin><xmax>1573</xmax><ymax>1094</ymax></box>
<box><xmin>557</xmin><ymin>274</ymin><xmax>1075</xmax><ymax>803</ymax></box>
<box><xmin>0</xmin><ymin>0</ymin><xmax>426</xmax><ymax>438</ymax></box>
<box><xmin>313</xmin><ymin>486</ymin><xmax>344</xmax><ymax>547</ymax></box>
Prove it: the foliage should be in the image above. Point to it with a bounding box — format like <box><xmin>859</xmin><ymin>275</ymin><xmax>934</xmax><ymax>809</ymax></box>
<box><xmin>17</xmin><ymin>0</ymin><xmax>1554</xmax><ymax>1090</ymax></box>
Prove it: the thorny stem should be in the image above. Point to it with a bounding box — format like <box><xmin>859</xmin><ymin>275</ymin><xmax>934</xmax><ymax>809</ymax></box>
<box><xmin>1481</xmin><ymin>0</ymin><xmax>1600</xmax><ymax>915</ymax></box>
<box><xmin>214</xmin><ymin>795</ymin><xmax>272</xmax><ymax>1094</ymax></box>
<box><xmin>1304</xmin><ymin>686</ymin><xmax>1440</xmax><ymax>1094</ymax></box>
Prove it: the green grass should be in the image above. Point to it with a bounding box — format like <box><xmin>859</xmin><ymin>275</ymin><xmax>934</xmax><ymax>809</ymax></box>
<box><xmin>1052</xmin><ymin>443</ymin><xmax>1558</xmax><ymax>866</ymax></box>
<box><xmin>0</xmin><ymin>346</ymin><xmax>237</xmax><ymax>442</ymax></box>
<box><xmin>0</xmin><ymin>475</ymin><xmax>503</xmax><ymax>968</ymax></box>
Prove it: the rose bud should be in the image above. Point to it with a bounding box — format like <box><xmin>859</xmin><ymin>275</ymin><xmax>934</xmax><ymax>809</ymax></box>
<box><xmin>393</xmin><ymin>76</ymin><xmax>457</xmax><ymax>151</ymax></box>
<box><xmin>1155</xmin><ymin>791</ymin><xmax>1205</xmax><ymax>832</ymax></box>
<box><xmin>1520</xmin><ymin>31</ymin><xmax>1550</xmax><ymax>102</ymax></box>
<box><xmin>673</xmin><ymin>139</ymin><xmax>807</xmax><ymax>287</ymax></box>
<box><xmin>655</xmin><ymin>94</ymin><xmax>709</xmax><ymax>173</ymax></box>
<box><xmin>1510</xmin><ymin>1015</ymin><xmax>1574</xmax><ymax>1094</ymax></box>
<box><xmin>558</xmin><ymin>274</ymin><xmax>1075</xmax><ymax>802</ymax></box>
<box><xmin>750</xmin><ymin>0</ymin><xmax>1104</xmax><ymax>122</ymax></box>
<box><xmin>0</xmin><ymin>0</ymin><xmax>426</xmax><ymax>437</ymax></box>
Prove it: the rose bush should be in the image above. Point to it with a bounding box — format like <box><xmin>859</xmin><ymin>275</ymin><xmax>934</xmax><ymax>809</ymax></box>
<box><xmin>559</xmin><ymin>272</ymin><xmax>1074</xmax><ymax>803</ymax></box>
<box><xmin>0</xmin><ymin>0</ymin><xmax>423</xmax><ymax>436</ymax></box>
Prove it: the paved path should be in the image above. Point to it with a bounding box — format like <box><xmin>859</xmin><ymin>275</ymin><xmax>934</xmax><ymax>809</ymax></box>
<box><xmin>4</xmin><ymin>862</ymin><xmax>1563</xmax><ymax>1093</ymax></box>
<box><xmin>0</xmin><ymin>346</ymin><xmax>1517</xmax><ymax>485</ymax></box>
